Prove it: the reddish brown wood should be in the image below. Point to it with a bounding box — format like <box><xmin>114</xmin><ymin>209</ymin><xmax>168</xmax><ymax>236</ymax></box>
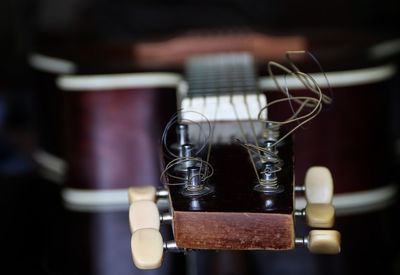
<box><xmin>173</xmin><ymin>211</ymin><xmax>294</xmax><ymax>250</ymax></box>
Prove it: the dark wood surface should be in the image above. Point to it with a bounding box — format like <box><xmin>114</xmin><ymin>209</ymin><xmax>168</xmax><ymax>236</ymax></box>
<box><xmin>166</xmin><ymin>131</ymin><xmax>295</xmax><ymax>250</ymax></box>
<box><xmin>168</xmin><ymin>141</ymin><xmax>294</xmax><ymax>214</ymax></box>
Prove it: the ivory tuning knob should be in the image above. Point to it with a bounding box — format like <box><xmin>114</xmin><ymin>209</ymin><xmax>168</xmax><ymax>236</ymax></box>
<box><xmin>129</xmin><ymin>200</ymin><xmax>160</xmax><ymax>233</ymax></box>
<box><xmin>128</xmin><ymin>186</ymin><xmax>157</xmax><ymax>204</ymax></box>
<box><xmin>305</xmin><ymin>166</ymin><xmax>333</xmax><ymax>204</ymax></box>
<box><xmin>308</xmin><ymin>230</ymin><xmax>341</xmax><ymax>254</ymax></box>
<box><xmin>131</xmin><ymin>228</ymin><xmax>164</xmax><ymax>270</ymax></box>
<box><xmin>305</xmin><ymin>203</ymin><xmax>335</xmax><ymax>228</ymax></box>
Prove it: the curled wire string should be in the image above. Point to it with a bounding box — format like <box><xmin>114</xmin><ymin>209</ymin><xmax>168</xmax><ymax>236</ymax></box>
<box><xmin>161</xmin><ymin>110</ymin><xmax>212</xmax><ymax>159</ymax></box>
<box><xmin>286</xmin><ymin>50</ymin><xmax>334</xmax><ymax>106</ymax></box>
<box><xmin>283</xmin><ymin>72</ymin><xmax>298</xmax><ymax>122</ymax></box>
<box><xmin>282</xmin><ymin>73</ymin><xmax>312</xmax><ymax>131</ymax></box>
<box><xmin>160</xmin><ymin>156</ymin><xmax>214</xmax><ymax>186</ymax></box>
<box><xmin>202</xmin><ymin>96</ymin><xmax>220</xmax><ymax>177</ymax></box>
<box><xmin>267</xmin><ymin>62</ymin><xmax>330</xmax><ymax>106</ymax></box>
<box><xmin>258</xmin><ymin>61</ymin><xmax>330</xmax><ymax>148</ymax></box>
<box><xmin>234</xmin><ymin>139</ymin><xmax>280</xmax><ymax>164</ymax></box>
<box><xmin>232</xmin><ymin>51</ymin><xmax>333</xmax><ymax>167</ymax></box>
<box><xmin>229</xmin><ymin>51</ymin><xmax>331</xmax><ymax>186</ymax></box>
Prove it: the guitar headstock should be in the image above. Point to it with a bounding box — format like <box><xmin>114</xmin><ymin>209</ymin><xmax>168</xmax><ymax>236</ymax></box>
<box><xmin>128</xmin><ymin>52</ymin><xmax>340</xmax><ymax>269</ymax></box>
<box><xmin>165</xmin><ymin>122</ymin><xmax>295</xmax><ymax>251</ymax></box>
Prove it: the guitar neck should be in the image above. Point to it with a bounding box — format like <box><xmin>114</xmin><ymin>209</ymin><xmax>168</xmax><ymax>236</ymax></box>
<box><xmin>186</xmin><ymin>53</ymin><xmax>259</xmax><ymax>97</ymax></box>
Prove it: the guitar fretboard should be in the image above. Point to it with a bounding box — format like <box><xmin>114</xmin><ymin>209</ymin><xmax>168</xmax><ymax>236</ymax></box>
<box><xmin>185</xmin><ymin>53</ymin><xmax>259</xmax><ymax>97</ymax></box>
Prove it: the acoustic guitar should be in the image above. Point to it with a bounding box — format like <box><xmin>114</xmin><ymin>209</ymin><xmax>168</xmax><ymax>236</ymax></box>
<box><xmin>30</xmin><ymin>30</ymin><xmax>398</xmax><ymax>214</ymax></box>
<box><xmin>27</xmin><ymin>30</ymin><xmax>398</xmax><ymax>275</ymax></box>
<box><xmin>128</xmin><ymin>52</ymin><xmax>340</xmax><ymax>269</ymax></box>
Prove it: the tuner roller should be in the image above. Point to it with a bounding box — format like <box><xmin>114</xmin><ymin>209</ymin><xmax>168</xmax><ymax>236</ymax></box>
<box><xmin>308</xmin><ymin>230</ymin><xmax>341</xmax><ymax>254</ymax></box>
<box><xmin>305</xmin><ymin>203</ymin><xmax>335</xmax><ymax>228</ymax></box>
<box><xmin>305</xmin><ymin>166</ymin><xmax>333</xmax><ymax>204</ymax></box>
<box><xmin>129</xmin><ymin>201</ymin><xmax>160</xmax><ymax>233</ymax></box>
<box><xmin>131</xmin><ymin>228</ymin><xmax>164</xmax><ymax>270</ymax></box>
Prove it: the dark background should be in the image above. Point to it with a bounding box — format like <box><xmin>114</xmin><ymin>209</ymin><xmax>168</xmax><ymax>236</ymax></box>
<box><xmin>1</xmin><ymin>1</ymin><xmax>400</xmax><ymax>274</ymax></box>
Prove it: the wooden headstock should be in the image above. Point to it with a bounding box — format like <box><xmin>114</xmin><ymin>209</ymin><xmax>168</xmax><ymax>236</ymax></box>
<box><xmin>166</xmin><ymin>128</ymin><xmax>295</xmax><ymax>250</ymax></box>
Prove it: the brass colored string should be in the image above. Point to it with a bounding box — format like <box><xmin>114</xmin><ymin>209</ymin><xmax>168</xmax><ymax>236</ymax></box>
<box><xmin>237</xmin><ymin>51</ymin><xmax>332</xmax><ymax>170</ymax></box>
<box><xmin>160</xmin><ymin>96</ymin><xmax>219</xmax><ymax>186</ymax></box>
<box><xmin>243</xmin><ymin>94</ymin><xmax>263</xmax><ymax>161</ymax></box>
<box><xmin>230</xmin><ymin>95</ymin><xmax>262</xmax><ymax>184</ymax></box>
<box><xmin>259</xmin><ymin>61</ymin><xmax>331</xmax><ymax>148</ymax></box>
<box><xmin>203</xmin><ymin>95</ymin><xmax>220</xmax><ymax>177</ymax></box>
<box><xmin>235</xmin><ymin>139</ymin><xmax>279</xmax><ymax>163</ymax></box>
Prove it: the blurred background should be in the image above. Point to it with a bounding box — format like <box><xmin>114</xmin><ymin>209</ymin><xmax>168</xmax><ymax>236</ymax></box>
<box><xmin>1</xmin><ymin>0</ymin><xmax>400</xmax><ymax>274</ymax></box>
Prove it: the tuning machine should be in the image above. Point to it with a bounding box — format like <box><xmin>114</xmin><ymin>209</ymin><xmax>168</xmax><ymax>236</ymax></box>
<box><xmin>295</xmin><ymin>166</ymin><xmax>335</xmax><ymax>228</ymax></box>
<box><xmin>295</xmin><ymin>166</ymin><xmax>340</xmax><ymax>254</ymax></box>
<box><xmin>128</xmin><ymin>186</ymin><xmax>183</xmax><ymax>269</ymax></box>
<box><xmin>295</xmin><ymin>230</ymin><xmax>341</xmax><ymax>254</ymax></box>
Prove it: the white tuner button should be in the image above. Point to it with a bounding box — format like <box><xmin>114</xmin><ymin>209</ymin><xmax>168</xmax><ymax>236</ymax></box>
<box><xmin>129</xmin><ymin>201</ymin><xmax>160</xmax><ymax>233</ymax></box>
<box><xmin>305</xmin><ymin>203</ymin><xmax>335</xmax><ymax>228</ymax></box>
<box><xmin>131</xmin><ymin>228</ymin><xmax>164</xmax><ymax>269</ymax></box>
<box><xmin>128</xmin><ymin>186</ymin><xmax>157</xmax><ymax>204</ymax></box>
<box><xmin>305</xmin><ymin>166</ymin><xmax>333</xmax><ymax>204</ymax></box>
<box><xmin>308</xmin><ymin>230</ymin><xmax>341</xmax><ymax>254</ymax></box>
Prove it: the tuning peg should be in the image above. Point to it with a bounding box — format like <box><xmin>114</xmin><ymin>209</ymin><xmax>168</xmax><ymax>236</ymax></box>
<box><xmin>129</xmin><ymin>200</ymin><xmax>165</xmax><ymax>270</ymax></box>
<box><xmin>131</xmin><ymin>228</ymin><xmax>164</xmax><ymax>269</ymax></box>
<box><xmin>304</xmin><ymin>166</ymin><xmax>333</xmax><ymax>204</ymax></box>
<box><xmin>305</xmin><ymin>203</ymin><xmax>335</xmax><ymax>228</ymax></box>
<box><xmin>129</xmin><ymin>200</ymin><xmax>161</xmax><ymax>233</ymax></box>
<box><xmin>128</xmin><ymin>186</ymin><xmax>168</xmax><ymax>204</ymax></box>
<box><xmin>296</xmin><ymin>230</ymin><xmax>341</xmax><ymax>254</ymax></box>
<box><xmin>295</xmin><ymin>203</ymin><xmax>335</xmax><ymax>228</ymax></box>
<box><xmin>309</xmin><ymin>230</ymin><xmax>341</xmax><ymax>254</ymax></box>
<box><xmin>295</xmin><ymin>167</ymin><xmax>336</xmax><ymax>228</ymax></box>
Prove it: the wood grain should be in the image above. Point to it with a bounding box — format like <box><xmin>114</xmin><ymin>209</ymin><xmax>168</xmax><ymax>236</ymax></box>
<box><xmin>173</xmin><ymin>211</ymin><xmax>294</xmax><ymax>250</ymax></box>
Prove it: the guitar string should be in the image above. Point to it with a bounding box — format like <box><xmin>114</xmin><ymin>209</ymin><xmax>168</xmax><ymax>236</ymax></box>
<box><xmin>160</xmin><ymin>156</ymin><xmax>214</xmax><ymax>185</ymax></box>
<box><xmin>243</xmin><ymin>93</ymin><xmax>263</xmax><ymax>162</ymax></box>
<box><xmin>230</xmin><ymin>93</ymin><xmax>263</xmax><ymax>184</ymax></box>
<box><xmin>239</xmin><ymin>58</ymin><xmax>266</xmax><ymax>170</ymax></box>
<box><xmin>202</xmin><ymin>89</ymin><xmax>220</xmax><ymax>178</ymax></box>
<box><xmin>286</xmin><ymin>50</ymin><xmax>334</xmax><ymax>105</ymax></box>
<box><xmin>159</xmin><ymin>112</ymin><xmax>215</xmax><ymax>185</ymax></box>
<box><xmin>260</xmin><ymin>71</ymin><xmax>328</xmax><ymax>148</ymax></box>
<box><xmin>160</xmin><ymin>94</ymin><xmax>219</xmax><ymax>186</ymax></box>
<box><xmin>161</xmin><ymin>110</ymin><xmax>211</xmax><ymax>158</ymax></box>
<box><xmin>161</xmin><ymin>51</ymin><xmax>332</xmax><ymax>186</ymax></box>
<box><xmin>238</xmin><ymin>51</ymin><xmax>332</xmax><ymax>181</ymax></box>
<box><xmin>229</xmin><ymin>58</ymin><xmax>266</xmax><ymax>184</ymax></box>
